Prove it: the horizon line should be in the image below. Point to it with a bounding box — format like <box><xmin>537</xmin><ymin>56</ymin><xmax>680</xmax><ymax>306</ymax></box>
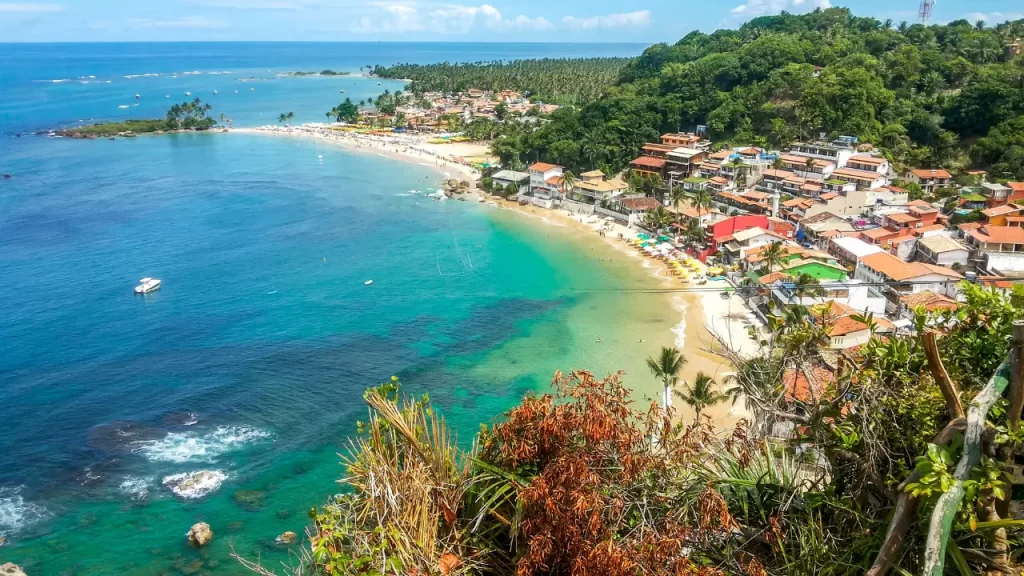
<box><xmin>0</xmin><ymin>40</ymin><xmax>654</xmax><ymax>45</ymax></box>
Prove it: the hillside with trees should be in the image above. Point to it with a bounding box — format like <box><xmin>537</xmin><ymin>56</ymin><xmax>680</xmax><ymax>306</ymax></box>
<box><xmin>478</xmin><ymin>8</ymin><xmax>1024</xmax><ymax>180</ymax></box>
<box><xmin>372</xmin><ymin>58</ymin><xmax>633</xmax><ymax>105</ymax></box>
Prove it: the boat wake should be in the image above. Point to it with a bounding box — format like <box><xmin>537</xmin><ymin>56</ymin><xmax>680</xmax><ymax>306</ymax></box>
<box><xmin>0</xmin><ymin>486</ymin><xmax>49</xmax><ymax>538</ymax></box>
<box><xmin>162</xmin><ymin>471</ymin><xmax>227</xmax><ymax>499</ymax></box>
<box><xmin>132</xmin><ymin>425</ymin><xmax>271</xmax><ymax>464</ymax></box>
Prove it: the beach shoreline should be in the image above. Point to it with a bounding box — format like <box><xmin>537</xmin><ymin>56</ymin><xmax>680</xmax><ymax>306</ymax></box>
<box><xmin>232</xmin><ymin>124</ymin><xmax>746</xmax><ymax>428</ymax></box>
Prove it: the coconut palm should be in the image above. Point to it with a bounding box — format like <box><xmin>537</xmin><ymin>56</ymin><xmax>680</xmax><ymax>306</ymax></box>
<box><xmin>669</xmin><ymin>185</ymin><xmax>687</xmax><ymax>231</ymax></box>
<box><xmin>692</xmin><ymin>188</ymin><xmax>713</xmax><ymax>224</ymax></box>
<box><xmin>646</xmin><ymin>347</ymin><xmax>687</xmax><ymax>410</ymax></box>
<box><xmin>761</xmin><ymin>241</ymin><xmax>787</xmax><ymax>274</ymax></box>
<box><xmin>278</xmin><ymin>113</ymin><xmax>288</xmax><ymax>124</ymax></box>
<box><xmin>562</xmin><ymin>170</ymin><xmax>577</xmax><ymax>197</ymax></box>
<box><xmin>674</xmin><ymin>372</ymin><xmax>726</xmax><ymax>420</ymax></box>
<box><xmin>791</xmin><ymin>272</ymin><xmax>825</xmax><ymax>304</ymax></box>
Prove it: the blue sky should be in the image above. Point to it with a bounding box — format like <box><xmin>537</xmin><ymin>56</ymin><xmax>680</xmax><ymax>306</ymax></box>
<box><xmin>1</xmin><ymin>0</ymin><xmax>1021</xmax><ymax>43</ymax></box>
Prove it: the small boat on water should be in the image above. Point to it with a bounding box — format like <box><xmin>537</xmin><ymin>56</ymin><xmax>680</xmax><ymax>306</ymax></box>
<box><xmin>185</xmin><ymin>92</ymin><xmax>192</xmax><ymax>96</ymax></box>
<box><xmin>364</xmin><ymin>280</ymin><xmax>373</xmax><ymax>286</ymax></box>
<box><xmin>234</xmin><ymin>90</ymin><xmax>239</xmax><ymax>94</ymax></box>
<box><xmin>339</xmin><ymin>89</ymin><xmax>345</xmax><ymax>93</ymax></box>
<box><xmin>135</xmin><ymin>93</ymin><xmax>140</xmax><ymax>99</ymax></box>
<box><xmin>213</xmin><ymin>90</ymin><xmax>218</xmax><ymax>95</ymax></box>
<box><xmin>250</xmin><ymin>88</ymin><xmax>255</xmax><ymax>92</ymax></box>
<box><xmin>135</xmin><ymin>278</ymin><xmax>161</xmax><ymax>294</ymax></box>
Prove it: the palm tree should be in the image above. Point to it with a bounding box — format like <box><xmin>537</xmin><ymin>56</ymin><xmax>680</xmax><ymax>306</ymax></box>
<box><xmin>791</xmin><ymin>272</ymin><xmax>825</xmax><ymax>304</ymax></box>
<box><xmin>562</xmin><ymin>170</ymin><xmax>577</xmax><ymax>198</ymax></box>
<box><xmin>674</xmin><ymin>372</ymin><xmax>726</xmax><ymax>421</ymax></box>
<box><xmin>692</xmin><ymin>188</ymin><xmax>713</xmax><ymax>224</ymax></box>
<box><xmin>646</xmin><ymin>347</ymin><xmax>687</xmax><ymax>410</ymax></box>
<box><xmin>286</xmin><ymin>112</ymin><xmax>295</xmax><ymax>123</ymax></box>
<box><xmin>669</xmin><ymin>185</ymin><xmax>687</xmax><ymax>232</ymax></box>
<box><xmin>278</xmin><ymin>113</ymin><xmax>288</xmax><ymax>125</ymax></box>
<box><xmin>761</xmin><ymin>241</ymin><xmax>787</xmax><ymax>274</ymax></box>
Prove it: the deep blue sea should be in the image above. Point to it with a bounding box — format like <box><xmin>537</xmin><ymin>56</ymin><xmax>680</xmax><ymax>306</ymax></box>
<box><xmin>0</xmin><ymin>42</ymin><xmax>673</xmax><ymax>575</ymax></box>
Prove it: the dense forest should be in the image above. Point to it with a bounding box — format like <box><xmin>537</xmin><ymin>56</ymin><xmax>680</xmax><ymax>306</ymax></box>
<box><xmin>372</xmin><ymin>58</ymin><xmax>632</xmax><ymax>104</ymax></box>
<box><xmin>462</xmin><ymin>9</ymin><xmax>1024</xmax><ymax>179</ymax></box>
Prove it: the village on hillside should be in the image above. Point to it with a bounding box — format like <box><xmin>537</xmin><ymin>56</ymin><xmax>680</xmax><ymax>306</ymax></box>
<box><xmin>481</xmin><ymin>129</ymin><xmax>1024</xmax><ymax>364</ymax></box>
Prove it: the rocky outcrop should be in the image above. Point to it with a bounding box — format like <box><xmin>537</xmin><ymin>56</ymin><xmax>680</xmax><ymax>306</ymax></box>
<box><xmin>275</xmin><ymin>531</ymin><xmax>297</xmax><ymax>545</ymax></box>
<box><xmin>187</xmin><ymin>522</ymin><xmax>213</xmax><ymax>547</ymax></box>
<box><xmin>0</xmin><ymin>563</ymin><xmax>26</xmax><ymax>576</ymax></box>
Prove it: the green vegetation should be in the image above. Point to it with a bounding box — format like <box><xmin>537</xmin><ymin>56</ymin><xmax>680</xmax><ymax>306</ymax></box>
<box><xmin>58</xmin><ymin>98</ymin><xmax>217</xmax><ymax>137</ymax></box>
<box><xmin>291</xmin><ymin>70</ymin><xmax>350</xmax><ymax>76</ymax></box>
<box><xmin>328</xmin><ymin>98</ymin><xmax>359</xmax><ymax>123</ymax></box>
<box><xmin>482</xmin><ymin>9</ymin><xmax>1024</xmax><ymax>179</ymax></box>
<box><xmin>372</xmin><ymin>58</ymin><xmax>634</xmax><ymax>104</ymax></box>
<box><xmin>235</xmin><ymin>284</ymin><xmax>1024</xmax><ymax>576</ymax></box>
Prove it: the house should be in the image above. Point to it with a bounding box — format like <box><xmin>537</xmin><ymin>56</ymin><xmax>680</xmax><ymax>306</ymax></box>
<box><xmin>829</xmin><ymin>236</ymin><xmax>883</xmax><ymax>268</ymax></box>
<box><xmin>760</xmin><ymin>169</ymin><xmax>797</xmax><ymax>190</ymax></box>
<box><xmin>964</xmin><ymin>225</ymin><xmax>1024</xmax><ymax>274</ymax></box>
<box><xmin>898</xmin><ymin>291</ymin><xmax>958</xmax><ymax>322</ymax></box>
<box><xmin>822</xmin><ymin>310</ymin><xmax>894</xmax><ymax>350</ymax></box>
<box><xmin>777</xmin><ymin>154</ymin><xmax>835</xmax><ymax>181</ymax></box>
<box><xmin>665</xmin><ymin>148</ymin><xmax>706</xmax><ymax>183</ymax></box>
<box><xmin>629</xmin><ymin>156</ymin><xmax>666</xmax><ymax>179</ymax></box>
<box><xmin>846</xmin><ymin>155</ymin><xmax>890</xmax><ymax>175</ymax></box>
<box><xmin>760</xmin><ymin>279</ymin><xmax>886</xmax><ymax>316</ymax></box>
<box><xmin>709</xmin><ymin>215</ymin><xmax>772</xmax><ymax>255</ymax></box>
<box><xmin>528</xmin><ymin>162</ymin><xmax>564</xmax><ymax>201</ymax></box>
<box><xmin>718</xmin><ymin>191</ymin><xmax>770</xmax><ymax>214</ymax></box>
<box><xmin>707</xmin><ymin>176</ymin><xmax>733</xmax><ymax>194</ymax></box>
<box><xmin>799</xmin><ymin>212</ymin><xmax>856</xmax><ymax>244</ymax></box>
<box><xmin>981</xmin><ymin>204</ymin><xmax>1024</xmax><ymax>226</ymax></box>
<box><xmin>916</xmin><ymin>236</ymin><xmax>969</xmax><ymax>268</ymax></box>
<box><xmin>676</xmin><ymin>205</ymin><xmax>727</xmax><ymax>228</ymax></box>
<box><xmin>767</xmin><ymin>217</ymin><xmax>797</xmax><ymax>239</ymax></box>
<box><xmin>660</xmin><ymin>132</ymin><xmax>702</xmax><ymax>147</ymax></box>
<box><xmin>789</xmin><ymin>142</ymin><xmax>856</xmax><ymax>169</ymax></box>
<box><xmin>1009</xmin><ymin>183</ymin><xmax>1024</xmax><ymax>204</ymax></box>
<box><xmin>640</xmin><ymin>143</ymin><xmax>678</xmax><ymax>158</ymax></box>
<box><xmin>907</xmin><ymin>168</ymin><xmax>952</xmax><ymax>195</ymax></box>
<box><xmin>571</xmin><ymin>170</ymin><xmax>627</xmax><ymax>205</ymax></box>
<box><xmin>830</xmin><ymin>167</ymin><xmax>888</xmax><ymax>191</ymax></box>
<box><xmin>490</xmin><ymin>169</ymin><xmax>530</xmax><ymax>195</ymax></box>
<box><xmin>854</xmin><ymin>252</ymin><xmax>963</xmax><ymax>313</ymax></box>
<box><xmin>612</xmin><ymin>197</ymin><xmax>662</xmax><ymax>226</ymax></box>
<box><xmin>719</xmin><ymin>227</ymin><xmax>791</xmax><ymax>263</ymax></box>
<box><xmin>981</xmin><ymin>182</ymin><xmax>1014</xmax><ymax>208</ymax></box>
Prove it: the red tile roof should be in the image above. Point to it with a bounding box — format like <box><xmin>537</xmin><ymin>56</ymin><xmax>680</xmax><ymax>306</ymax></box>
<box><xmin>832</xmin><ymin>167</ymin><xmax>884</xmax><ymax>182</ymax></box>
<box><xmin>529</xmin><ymin>162</ymin><xmax>561</xmax><ymax>172</ymax></box>
<box><xmin>968</xmin><ymin>225</ymin><xmax>1024</xmax><ymax>245</ymax></box>
<box><xmin>782</xmin><ymin>366</ymin><xmax>835</xmax><ymax>402</ymax></box>
<box><xmin>762</xmin><ymin>169</ymin><xmax>797</xmax><ymax>180</ymax></box>
<box><xmin>620</xmin><ymin>197</ymin><xmax>661</xmax><ymax>211</ymax></box>
<box><xmin>900</xmin><ymin>291</ymin><xmax>958</xmax><ymax>312</ymax></box>
<box><xmin>859</xmin><ymin>252</ymin><xmax>962</xmax><ymax>281</ymax></box>
<box><xmin>758</xmin><ymin>272</ymin><xmax>793</xmax><ymax>284</ymax></box>
<box><xmin>630</xmin><ymin>156</ymin><xmax>666</xmax><ymax>169</ymax></box>
<box><xmin>849</xmin><ymin>155</ymin><xmax>886</xmax><ymax>166</ymax></box>
<box><xmin>983</xmin><ymin>205</ymin><xmax>1024</xmax><ymax>218</ymax></box>
<box><xmin>886</xmin><ymin>212</ymin><xmax>920</xmax><ymax>224</ymax></box>
<box><xmin>911</xmin><ymin>168</ymin><xmax>952</xmax><ymax>179</ymax></box>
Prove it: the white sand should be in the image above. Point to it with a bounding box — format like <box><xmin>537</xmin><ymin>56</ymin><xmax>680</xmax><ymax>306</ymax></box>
<box><xmin>231</xmin><ymin>124</ymin><xmax>489</xmax><ymax>181</ymax></box>
<box><xmin>700</xmin><ymin>280</ymin><xmax>762</xmax><ymax>359</ymax></box>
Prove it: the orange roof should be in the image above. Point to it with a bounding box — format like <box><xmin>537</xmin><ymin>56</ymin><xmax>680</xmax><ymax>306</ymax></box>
<box><xmin>758</xmin><ymin>272</ymin><xmax>793</xmax><ymax>284</ymax></box>
<box><xmin>900</xmin><ymin>291</ymin><xmax>958</xmax><ymax>312</ymax></box>
<box><xmin>969</xmin><ymin>225</ymin><xmax>1024</xmax><ymax>245</ymax></box>
<box><xmin>762</xmin><ymin>169</ymin><xmax>796</xmax><ymax>180</ymax></box>
<box><xmin>887</xmin><ymin>212</ymin><xmax>920</xmax><ymax>224</ymax></box>
<box><xmin>849</xmin><ymin>155</ymin><xmax>886</xmax><ymax>166</ymax></box>
<box><xmin>829</xmin><ymin>316</ymin><xmax>874</xmax><ymax>336</ymax></box>
<box><xmin>911</xmin><ymin>224</ymin><xmax>947</xmax><ymax>237</ymax></box>
<box><xmin>862</xmin><ymin>227</ymin><xmax>899</xmax><ymax>240</ymax></box>
<box><xmin>620</xmin><ymin>197</ymin><xmax>662</xmax><ymax>211</ymax></box>
<box><xmin>782</xmin><ymin>366</ymin><xmax>835</xmax><ymax>402</ymax></box>
<box><xmin>546</xmin><ymin>175</ymin><xmax>565</xmax><ymax>186</ymax></box>
<box><xmin>832</xmin><ymin>167</ymin><xmax>883</xmax><ymax>182</ymax></box>
<box><xmin>1009</xmin><ymin>182</ymin><xmax>1024</xmax><ymax>193</ymax></box>
<box><xmin>978</xmin><ymin>276</ymin><xmax>1014</xmax><ymax>289</ymax></box>
<box><xmin>742</xmin><ymin>191</ymin><xmax>771</xmax><ymax>201</ymax></box>
<box><xmin>737</xmin><ymin>147</ymin><xmax>762</xmax><ymax>155</ymax></box>
<box><xmin>709</xmin><ymin>150</ymin><xmax>732</xmax><ymax>161</ymax></box>
<box><xmin>780</xmin><ymin>154</ymin><xmax>833</xmax><ymax>168</ymax></box>
<box><xmin>859</xmin><ymin>252</ymin><xmax>962</xmax><ymax>281</ymax></box>
<box><xmin>529</xmin><ymin>162</ymin><xmax>560</xmax><ymax>172</ymax></box>
<box><xmin>819</xmin><ymin>192</ymin><xmax>838</xmax><ymax>200</ymax></box>
<box><xmin>959</xmin><ymin>222</ymin><xmax>984</xmax><ymax>232</ymax></box>
<box><xmin>819</xmin><ymin>230</ymin><xmax>843</xmax><ymax>239</ymax></box>
<box><xmin>983</xmin><ymin>205</ymin><xmax>1024</xmax><ymax>218</ymax></box>
<box><xmin>911</xmin><ymin>168</ymin><xmax>952</xmax><ymax>179</ymax></box>
<box><xmin>630</xmin><ymin>156</ymin><xmax>666</xmax><ymax>169</ymax></box>
<box><xmin>709</xmin><ymin>176</ymin><xmax>729</xmax><ymax>185</ymax></box>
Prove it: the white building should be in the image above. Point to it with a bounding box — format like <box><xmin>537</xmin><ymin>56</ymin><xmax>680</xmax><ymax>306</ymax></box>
<box><xmin>789</xmin><ymin>142</ymin><xmax>856</xmax><ymax>169</ymax></box>
<box><xmin>490</xmin><ymin>170</ymin><xmax>530</xmax><ymax>195</ymax></box>
<box><xmin>855</xmin><ymin>252</ymin><xmax>963</xmax><ymax>313</ymax></box>
<box><xmin>528</xmin><ymin>162</ymin><xmax>564</xmax><ymax>201</ymax></box>
<box><xmin>829</xmin><ymin>236</ymin><xmax>883</xmax><ymax>268</ymax></box>
<box><xmin>916</xmin><ymin>235</ymin><xmax>970</xmax><ymax>268</ymax></box>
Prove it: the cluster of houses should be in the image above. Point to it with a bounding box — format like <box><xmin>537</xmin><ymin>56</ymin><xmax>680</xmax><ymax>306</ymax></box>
<box><xmin>391</xmin><ymin>89</ymin><xmax>560</xmax><ymax>131</ymax></box>
<box><xmin>492</xmin><ymin>131</ymin><xmax>1024</xmax><ymax>352</ymax></box>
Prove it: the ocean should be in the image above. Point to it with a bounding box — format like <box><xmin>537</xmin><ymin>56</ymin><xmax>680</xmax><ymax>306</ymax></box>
<box><xmin>0</xmin><ymin>42</ymin><xmax>671</xmax><ymax>575</ymax></box>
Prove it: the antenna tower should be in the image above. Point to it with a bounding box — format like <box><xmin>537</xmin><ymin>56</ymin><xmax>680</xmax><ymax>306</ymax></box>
<box><xmin>919</xmin><ymin>0</ymin><xmax>935</xmax><ymax>24</ymax></box>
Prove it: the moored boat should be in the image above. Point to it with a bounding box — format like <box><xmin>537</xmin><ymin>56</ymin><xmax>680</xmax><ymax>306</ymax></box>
<box><xmin>134</xmin><ymin>278</ymin><xmax>161</xmax><ymax>294</ymax></box>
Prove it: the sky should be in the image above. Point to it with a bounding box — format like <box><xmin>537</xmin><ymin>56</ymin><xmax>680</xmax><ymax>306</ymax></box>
<box><xmin>0</xmin><ymin>0</ymin><xmax>1021</xmax><ymax>43</ymax></box>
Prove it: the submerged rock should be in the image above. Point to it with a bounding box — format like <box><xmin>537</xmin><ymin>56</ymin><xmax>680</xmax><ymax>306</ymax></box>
<box><xmin>186</xmin><ymin>522</ymin><xmax>213</xmax><ymax>547</ymax></box>
<box><xmin>275</xmin><ymin>531</ymin><xmax>297</xmax><ymax>545</ymax></box>
<box><xmin>0</xmin><ymin>563</ymin><xmax>26</xmax><ymax>576</ymax></box>
<box><xmin>232</xmin><ymin>489</ymin><xmax>267</xmax><ymax>511</ymax></box>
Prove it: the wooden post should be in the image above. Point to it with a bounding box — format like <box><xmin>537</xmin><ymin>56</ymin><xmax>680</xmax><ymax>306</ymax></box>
<box><xmin>1007</xmin><ymin>320</ymin><xmax>1024</xmax><ymax>434</ymax></box>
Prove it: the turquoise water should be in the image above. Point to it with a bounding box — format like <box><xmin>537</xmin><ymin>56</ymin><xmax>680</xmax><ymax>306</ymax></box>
<box><xmin>0</xmin><ymin>43</ymin><xmax>667</xmax><ymax>575</ymax></box>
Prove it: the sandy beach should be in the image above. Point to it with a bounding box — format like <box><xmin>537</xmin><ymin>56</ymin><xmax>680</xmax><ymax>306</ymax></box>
<box><xmin>232</xmin><ymin>124</ymin><xmax>488</xmax><ymax>182</ymax></box>
<box><xmin>234</xmin><ymin>123</ymin><xmax>753</xmax><ymax>429</ymax></box>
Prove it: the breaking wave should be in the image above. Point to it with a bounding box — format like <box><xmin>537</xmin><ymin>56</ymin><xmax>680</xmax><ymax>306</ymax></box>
<box><xmin>0</xmin><ymin>486</ymin><xmax>49</xmax><ymax>538</ymax></box>
<box><xmin>162</xmin><ymin>471</ymin><xmax>226</xmax><ymax>499</ymax></box>
<box><xmin>132</xmin><ymin>425</ymin><xmax>271</xmax><ymax>463</ymax></box>
<box><xmin>118</xmin><ymin>476</ymin><xmax>155</xmax><ymax>501</ymax></box>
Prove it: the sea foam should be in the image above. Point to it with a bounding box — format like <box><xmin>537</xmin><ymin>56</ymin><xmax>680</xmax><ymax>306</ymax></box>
<box><xmin>132</xmin><ymin>425</ymin><xmax>271</xmax><ymax>464</ymax></box>
<box><xmin>162</xmin><ymin>471</ymin><xmax>226</xmax><ymax>499</ymax></box>
<box><xmin>118</xmin><ymin>476</ymin><xmax>155</xmax><ymax>501</ymax></box>
<box><xmin>0</xmin><ymin>486</ymin><xmax>49</xmax><ymax>538</ymax></box>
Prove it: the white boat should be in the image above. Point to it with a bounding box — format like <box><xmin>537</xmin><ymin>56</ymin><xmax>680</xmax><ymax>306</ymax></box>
<box><xmin>250</xmin><ymin>88</ymin><xmax>255</xmax><ymax>92</ymax></box>
<box><xmin>213</xmin><ymin>90</ymin><xmax>218</xmax><ymax>95</ymax></box>
<box><xmin>134</xmin><ymin>278</ymin><xmax>161</xmax><ymax>294</ymax></box>
<box><xmin>234</xmin><ymin>90</ymin><xmax>238</xmax><ymax>94</ymax></box>
<box><xmin>135</xmin><ymin>93</ymin><xmax>140</xmax><ymax>99</ymax></box>
<box><xmin>185</xmin><ymin>92</ymin><xmax>192</xmax><ymax>96</ymax></box>
<box><xmin>364</xmin><ymin>280</ymin><xmax>373</xmax><ymax>286</ymax></box>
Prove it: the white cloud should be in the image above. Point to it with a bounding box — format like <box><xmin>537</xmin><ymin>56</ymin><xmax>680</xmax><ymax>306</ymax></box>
<box><xmin>0</xmin><ymin>3</ymin><xmax>63</xmax><ymax>12</ymax></box>
<box><xmin>962</xmin><ymin>12</ymin><xmax>1024</xmax><ymax>24</ymax></box>
<box><xmin>125</xmin><ymin>16</ymin><xmax>230</xmax><ymax>28</ymax></box>
<box><xmin>352</xmin><ymin>2</ymin><xmax>552</xmax><ymax>34</ymax></box>
<box><xmin>562</xmin><ymin>10</ymin><xmax>650</xmax><ymax>29</ymax></box>
<box><xmin>729</xmin><ymin>0</ymin><xmax>830</xmax><ymax>17</ymax></box>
